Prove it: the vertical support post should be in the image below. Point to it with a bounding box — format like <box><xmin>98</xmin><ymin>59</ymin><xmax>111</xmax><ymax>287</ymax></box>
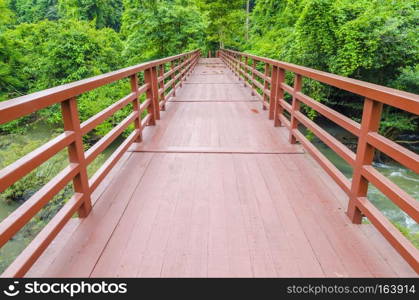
<box><xmin>180</xmin><ymin>57</ymin><xmax>184</xmax><ymax>88</ymax></box>
<box><xmin>159</xmin><ymin>64</ymin><xmax>165</xmax><ymax>111</ymax></box>
<box><xmin>130</xmin><ymin>74</ymin><xmax>142</xmax><ymax>142</ymax></box>
<box><xmin>269</xmin><ymin>66</ymin><xmax>279</xmax><ymax>120</ymax></box>
<box><xmin>289</xmin><ymin>74</ymin><xmax>303</xmax><ymax>144</ymax></box>
<box><xmin>274</xmin><ymin>68</ymin><xmax>285</xmax><ymax>127</ymax></box>
<box><xmin>347</xmin><ymin>98</ymin><xmax>383</xmax><ymax>223</ymax></box>
<box><xmin>171</xmin><ymin>60</ymin><xmax>176</xmax><ymax>97</ymax></box>
<box><xmin>262</xmin><ymin>63</ymin><xmax>269</xmax><ymax>110</ymax></box>
<box><xmin>187</xmin><ymin>55</ymin><xmax>192</xmax><ymax>77</ymax></box>
<box><xmin>251</xmin><ymin>59</ymin><xmax>256</xmax><ymax>96</ymax></box>
<box><xmin>61</xmin><ymin>97</ymin><xmax>92</xmax><ymax>218</ymax></box>
<box><xmin>236</xmin><ymin>55</ymin><xmax>240</xmax><ymax>77</ymax></box>
<box><xmin>244</xmin><ymin>56</ymin><xmax>249</xmax><ymax>87</ymax></box>
<box><xmin>237</xmin><ymin>54</ymin><xmax>243</xmax><ymax>80</ymax></box>
<box><xmin>144</xmin><ymin>67</ymin><xmax>158</xmax><ymax>125</ymax></box>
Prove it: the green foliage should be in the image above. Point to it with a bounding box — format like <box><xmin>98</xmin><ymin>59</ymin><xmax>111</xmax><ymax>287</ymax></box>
<box><xmin>122</xmin><ymin>0</ymin><xmax>205</xmax><ymax>64</ymax></box>
<box><xmin>9</xmin><ymin>0</ymin><xmax>59</xmax><ymax>23</ymax></box>
<box><xmin>0</xmin><ymin>0</ymin><xmax>15</xmax><ymax>28</ymax></box>
<box><xmin>196</xmin><ymin>0</ymin><xmax>246</xmax><ymax>50</ymax></box>
<box><xmin>248</xmin><ymin>0</ymin><xmax>419</xmax><ymax>138</ymax></box>
<box><xmin>0</xmin><ymin>19</ymin><xmax>125</xmax><ymax>136</ymax></box>
<box><xmin>58</xmin><ymin>0</ymin><xmax>123</xmax><ymax>30</ymax></box>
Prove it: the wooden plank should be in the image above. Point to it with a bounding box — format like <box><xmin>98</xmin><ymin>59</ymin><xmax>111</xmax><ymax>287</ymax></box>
<box><xmin>207</xmin><ymin>154</ymin><xmax>230</xmax><ymax>277</ymax></box>
<box><xmin>91</xmin><ymin>153</ymin><xmax>177</xmax><ymax>277</ymax></box>
<box><xmin>137</xmin><ymin>154</ymin><xmax>190</xmax><ymax>277</ymax></box>
<box><xmin>160</xmin><ymin>154</ymin><xmax>200</xmax><ymax>277</ymax></box>
<box><xmin>42</xmin><ymin>153</ymin><xmax>153</xmax><ymax>277</ymax></box>
<box><xmin>22</xmin><ymin>56</ymin><xmax>417</xmax><ymax>278</ymax></box>
<box><xmin>258</xmin><ymin>154</ymin><xmax>327</xmax><ymax>277</ymax></box>
<box><xmin>217</xmin><ymin>154</ymin><xmax>253</xmax><ymax>277</ymax></box>
<box><xmin>26</xmin><ymin>218</ymin><xmax>81</xmax><ymax>277</ymax></box>
<box><xmin>291</xmin><ymin>155</ymin><xmax>396</xmax><ymax>277</ymax></box>
<box><xmin>183</xmin><ymin>154</ymin><xmax>210</xmax><ymax>277</ymax></box>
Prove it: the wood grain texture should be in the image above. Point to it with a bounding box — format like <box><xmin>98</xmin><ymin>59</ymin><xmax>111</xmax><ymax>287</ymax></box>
<box><xmin>27</xmin><ymin>58</ymin><xmax>416</xmax><ymax>278</ymax></box>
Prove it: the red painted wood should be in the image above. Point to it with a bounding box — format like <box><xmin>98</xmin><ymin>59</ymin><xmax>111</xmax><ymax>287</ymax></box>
<box><xmin>22</xmin><ymin>59</ymin><xmax>415</xmax><ymax>278</ymax></box>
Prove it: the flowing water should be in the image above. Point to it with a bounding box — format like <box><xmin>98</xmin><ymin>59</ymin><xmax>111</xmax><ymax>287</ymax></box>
<box><xmin>311</xmin><ymin>122</ymin><xmax>418</xmax><ymax>233</ymax></box>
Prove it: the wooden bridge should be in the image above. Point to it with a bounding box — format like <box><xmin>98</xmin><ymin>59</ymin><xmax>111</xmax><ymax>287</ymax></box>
<box><xmin>0</xmin><ymin>49</ymin><xmax>418</xmax><ymax>277</ymax></box>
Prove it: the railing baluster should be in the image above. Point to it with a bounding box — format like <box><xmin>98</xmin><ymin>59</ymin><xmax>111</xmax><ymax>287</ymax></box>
<box><xmin>180</xmin><ymin>57</ymin><xmax>184</xmax><ymax>88</ymax></box>
<box><xmin>144</xmin><ymin>67</ymin><xmax>158</xmax><ymax>125</ymax></box>
<box><xmin>348</xmin><ymin>98</ymin><xmax>383</xmax><ymax>223</ymax></box>
<box><xmin>171</xmin><ymin>61</ymin><xmax>176</xmax><ymax>97</ymax></box>
<box><xmin>130</xmin><ymin>74</ymin><xmax>142</xmax><ymax>142</ymax></box>
<box><xmin>262</xmin><ymin>63</ymin><xmax>269</xmax><ymax>110</ymax></box>
<box><xmin>289</xmin><ymin>74</ymin><xmax>303</xmax><ymax>144</ymax></box>
<box><xmin>274</xmin><ymin>68</ymin><xmax>285</xmax><ymax>126</ymax></box>
<box><xmin>159</xmin><ymin>65</ymin><xmax>166</xmax><ymax>111</ymax></box>
<box><xmin>251</xmin><ymin>59</ymin><xmax>256</xmax><ymax>96</ymax></box>
<box><xmin>60</xmin><ymin>97</ymin><xmax>92</xmax><ymax>217</ymax></box>
<box><xmin>269</xmin><ymin>66</ymin><xmax>279</xmax><ymax>120</ymax></box>
<box><xmin>244</xmin><ymin>57</ymin><xmax>249</xmax><ymax>87</ymax></box>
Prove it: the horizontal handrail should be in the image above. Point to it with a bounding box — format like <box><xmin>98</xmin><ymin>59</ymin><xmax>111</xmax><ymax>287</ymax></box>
<box><xmin>221</xmin><ymin>49</ymin><xmax>419</xmax><ymax>114</ymax></box>
<box><xmin>0</xmin><ymin>50</ymin><xmax>200</xmax><ymax>125</ymax></box>
<box><xmin>0</xmin><ymin>132</ymin><xmax>75</xmax><ymax>192</ymax></box>
<box><xmin>0</xmin><ymin>49</ymin><xmax>201</xmax><ymax>277</ymax></box>
<box><xmin>220</xmin><ymin>49</ymin><xmax>419</xmax><ymax>273</ymax></box>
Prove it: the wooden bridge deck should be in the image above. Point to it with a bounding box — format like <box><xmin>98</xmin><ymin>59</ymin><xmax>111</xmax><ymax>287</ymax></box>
<box><xmin>27</xmin><ymin>58</ymin><xmax>416</xmax><ymax>277</ymax></box>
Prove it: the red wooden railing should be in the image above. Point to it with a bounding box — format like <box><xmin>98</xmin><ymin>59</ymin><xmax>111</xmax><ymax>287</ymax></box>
<box><xmin>220</xmin><ymin>49</ymin><xmax>419</xmax><ymax>273</ymax></box>
<box><xmin>0</xmin><ymin>49</ymin><xmax>200</xmax><ymax>277</ymax></box>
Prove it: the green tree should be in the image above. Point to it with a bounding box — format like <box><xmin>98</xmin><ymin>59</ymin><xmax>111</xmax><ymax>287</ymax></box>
<box><xmin>122</xmin><ymin>0</ymin><xmax>205</xmax><ymax>63</ymax></box>
<box><xmin>197</xmin><ymin>0</ymin><xmax>246</xmax><ymax>49</ymax></box>
<box><xmin>248</xmin><ymin>0</ymin><xmax>418</xmax><ymax>141</ymax></box>
<box><xmin>58</xmin><ymin>0</ymin><xmax>123</xmax><ymax>30</ymax></box>
<box><xmin>1</xmin><ymin>19</ymin><xmax>126</xmax><ymax>136</ymax></box>
<box><xmin>8</xmin><ymin>0</ymin><xmax>59</xmax><ymax>23</ymax></box>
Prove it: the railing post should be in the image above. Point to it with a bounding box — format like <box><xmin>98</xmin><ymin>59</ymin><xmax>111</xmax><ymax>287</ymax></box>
<box><xmin>240</xmin><ymin>55</ymin><xmax>244</xmax><ymax>78</ymax></box>
<box><xmin>60</xmin><ymin>97</ymin><xmax>92</xmax><ymax>218</ymax></box>
<box><xmin>244</xmin><ymin>56</ymin><xmax>249</xmax><ymax>87</ymax></box>
<box><xmin>180</xmin><ymin>57</ymin><xmax>184</xmax><ymax>88</ymax></box>
<box><xmin>269</xmin><ymin>66</ymin><xmax>279</xmax><ymax>120</ymax></box>
<box><xmin>262</xmin><ymin>63</ymin><xmax>270</xmax><ymax>110</ymax></box>
<box><xmin>289</xmin><ymin>74</ymin><xmax>303</xmax><ymax>144</ymax></box>
<box><xmin>236</xmin><ymin>55</ymin><xmax>240</xmax><ymax>78</ymax></box>
<box><xmin>171</xmin><ymin>61</ymin><xmax>176</xmax><ymax>97</ymax></box>
<box><xmin>347</xmin><ymin>98</ymin><xmax>383</xmax><ymax>223</ymax></box>
<box><xmin>274</xmin><ymin>68</ymin><xmax>285</xmax><ymax>127</ymax></box>
<box><xmin>144</xmin><ymin>67</ymin><xmax>158</xmax><ymax>125</ymax></box>
<box><xmin>130</xmin><ymin>74</ymin><xmax>142</xmax><ymax>142</ymax></box>
<box><xmin>251</xmin><ymin>60</ymin><xmax>256</xmax><ymax>96</ymax></box>
<box><xmin>159</xmin><ymin>64</ymin><xmax>166</xmax><ymax>111</ymax></box>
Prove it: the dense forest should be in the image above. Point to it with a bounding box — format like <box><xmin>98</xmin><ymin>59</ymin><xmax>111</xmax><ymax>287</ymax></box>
<box><xmin>1</xmin><ymin>0</ymin><xmax>418</xmax><ymax>139</ymax></box>
<box><xmin>0</xmin><ymin>0</ymin><xmax>418</xmax><ymax>270</ymax></box>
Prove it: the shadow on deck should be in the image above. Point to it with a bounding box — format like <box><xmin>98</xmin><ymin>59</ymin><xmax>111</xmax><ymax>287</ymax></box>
<box><xmin>27</xmin><ymin>59</ymin><xmax>415</xmax><ymax>277</ymax></box>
